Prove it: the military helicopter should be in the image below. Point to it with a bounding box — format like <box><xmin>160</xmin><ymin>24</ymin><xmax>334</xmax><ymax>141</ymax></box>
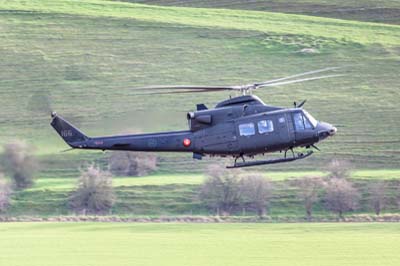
<box><xmin>51</xmin><ymin>67</ymin><xmax>339</xmax><ymax>168</ymax></box>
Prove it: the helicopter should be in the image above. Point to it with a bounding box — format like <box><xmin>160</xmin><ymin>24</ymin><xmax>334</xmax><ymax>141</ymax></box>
<box><xmin>51</xmin><ymin>67</ymin><xmax>339</xmax><ymax>168</ymax></box>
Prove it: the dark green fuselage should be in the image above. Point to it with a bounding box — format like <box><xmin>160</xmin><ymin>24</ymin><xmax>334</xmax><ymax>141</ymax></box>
<box><xmin>51</xmin><ymin>95</ymin><xmax>336</xmax><ymax>160</ymax></box>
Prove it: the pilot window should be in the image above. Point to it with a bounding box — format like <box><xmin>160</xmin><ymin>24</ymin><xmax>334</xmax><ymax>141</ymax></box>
<box><xmin>239</xmin><ymin>123</ymin><xmax>255</xmax><ymax>136</ymax></box>
<box><xmin>258</xmin><ymin>120</ymin><xmax>274</xmax><ymax>134</ymax></box>
<box><xmin>293</xmin><ymin>112</ymin><xmax>313</xmax><ymax>131</ymax></box>
<box><xmin>303</xmin><ymin>110</ymin><xmax>318</xmax><ymax>127</ymax></box>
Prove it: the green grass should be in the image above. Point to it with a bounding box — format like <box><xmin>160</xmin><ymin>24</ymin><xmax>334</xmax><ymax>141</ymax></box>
<box><xmin>28</xmin><ymin>170</ymin><xmax>400</xmax><ymax>189</ymax></box>
<box><xmin>32</xmin><ymin>171</ymin><xmax>326</xmax><ymax>188</ymax></box>
<box><xmin>0</xmin><ymin>223</ymin><xmax>399</xmax><ymax>266</ymax></box>
<box><xmin>353</xmin><ymin>169</ymin><xmax>400</xmax><ymax>180</ymax></box>
<box><xmin>0</xmin><ymin>0</ymin><xmax>399</xmax><ymax>173</ymax></box>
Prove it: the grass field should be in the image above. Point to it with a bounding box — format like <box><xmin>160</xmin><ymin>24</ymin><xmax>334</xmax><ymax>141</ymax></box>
<box><xmin>0</xmin><ymin>0</ymin><xmax>399</xmax><ymax>172</ymax></box>
<box><xmin>0</xmin><ymin>222</ymin><xmax>399</xmax><ymax>266</ymax></box>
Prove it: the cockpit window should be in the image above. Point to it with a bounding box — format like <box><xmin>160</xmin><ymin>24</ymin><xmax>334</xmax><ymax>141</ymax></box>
<box><xmin>294</xmin><ymin>113</ymin><xmax>305</xmax><ymax>130</ymax></box>
<box><xmin>303</xmin><ymin>110</ymin><xmax>318</xmax><ymax>128</ymax></box>
<box><xmin>293</xmin><ymin>111</ymin><xmax>315</xmax><ymax>131</ymax></box>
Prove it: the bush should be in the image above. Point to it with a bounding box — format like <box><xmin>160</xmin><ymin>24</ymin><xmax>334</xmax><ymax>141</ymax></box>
<box><xmin>369</xmin><ymin>181</ymin><xmax>386</xmax><ymax>216</ymax></box>
<box><xmin>3</xmin><ymin>140</ymin><xmax>38</xmax><ymax>189</ymax></box>
<box><xmin>241</xmin><ymin>175</ymin><xmax>272</xmax><ymax>217</ymax></box>
<box><xmin>108</xmin><ymin>151</ymin><xmax>157</xmax><ymax>176</ymax></box>
<box><xmin>325</xmin><ymin>159</ymin><xmax>353</xmax><ymax>179</ymax></box>
<box><xmin>294</xmin><ymin>176</ymin><xmax>324</xmax><ymax>221</ymax></box>
<box><xmin>0</xmin><ymin>174</ymin><xmax>11</xmax><ymax>213</ymax></box>
<box><xmin>69</xmin><ymin>165</ymin><xmax>115</xmax><ymax>215</ymax></box>
<box><xmin>199</xmin><ymin>164</ymin><xmax>242</xmax><ymax>216</ymax></box>
<box><xmin>324</xmin><ymin>178</ymin><xmax>360</xmax><ymax>218</ymax></box>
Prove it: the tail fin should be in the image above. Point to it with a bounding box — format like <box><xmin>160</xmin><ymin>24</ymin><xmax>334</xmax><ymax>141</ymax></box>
<box><xmin>50</xmin><ymin>112</ymin><xmax>89</xmax><ymax>147</ymax></box>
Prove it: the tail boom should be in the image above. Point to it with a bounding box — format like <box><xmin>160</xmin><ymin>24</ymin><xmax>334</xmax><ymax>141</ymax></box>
<box><xmin>50</xmin><ymin>112</ymin><xmax>195</xmax><ymax>152</ymax></box>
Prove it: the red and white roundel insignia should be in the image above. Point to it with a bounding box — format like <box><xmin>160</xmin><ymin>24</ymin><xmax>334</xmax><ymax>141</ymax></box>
<box><xmin>183</xmin><ymin>138</ymin><xmax>191</xmax><ymax>147</ymax></box>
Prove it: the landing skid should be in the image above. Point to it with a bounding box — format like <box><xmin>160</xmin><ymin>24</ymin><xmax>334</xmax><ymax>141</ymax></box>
<box><xmin>227</xmin><ymin>151</ymin><xmax>313</xmax><ymax>169</ymax></box>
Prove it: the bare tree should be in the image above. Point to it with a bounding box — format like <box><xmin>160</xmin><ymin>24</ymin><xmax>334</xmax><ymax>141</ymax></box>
<box><xmin>369</xmin><ymin>181</ymin><xmax>386</xmax><ymax>216</ymax></box>
<box><xmin>108</xmin><ymin>151</ymin><xmax>157</xmax><ymax>176</ymax></box>
<box><xmin>324</xmin><ymin>178</ymin><xmax>360</xmax><ymax>218</ymax></box>
<box><xmin>0</xmin><ymin>174</ymin><xmax>11</xmax><ymax>213</ymax></box>
<box><xmin>69</xmin><ymin>165</ymin><xmax>115</xmax><ymax>215</ymax></box>
<box><xmin>199</xmin><ymin>164</ymin><xmax>242</xmax><ymax>216</ymax></box>
<box><xmin>241</xmin><ymin>175</ymin><xmax>272</xmax><ymax>217</ymax></box>
<box><xmin>325</xmin><ymin>159</ymin><xmax>353</xmax><ymax>179</ymax></box>
<box><xmin>295</xmin><ymin>176</ymin><xmax>324</xmax><ymax>221</ymax></box>
<box><xmin>3</xmin><ymin>140</ymin><xmax>38</xmax><ymax>189</ymax></box>
<box><xmin>394</xmin><ymin>180</ymin><xmax>400</xmax><ymax>210</ymax></box>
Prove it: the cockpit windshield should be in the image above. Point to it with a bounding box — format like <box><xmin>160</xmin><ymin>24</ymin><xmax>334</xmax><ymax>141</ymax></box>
<box><xmin>293</xmin><ymin>110</ymin><xmax>318</xmax><ymax>131</ymax></box>
<box><xmin>303</xmin><ymin>110</ymin><xmax>318</xmax><ymax>127</ymax></box>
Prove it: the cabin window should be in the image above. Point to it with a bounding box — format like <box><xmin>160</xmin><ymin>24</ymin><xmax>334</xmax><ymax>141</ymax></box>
<box><xmin>239</xmin><ymin>123</ymin><xmax>255</xmax><ymax>136</ymax></box>
<box><xmin>258</xmin><ymin>120</ymin><xmax>274</xmax><ymax>134</ymax></box>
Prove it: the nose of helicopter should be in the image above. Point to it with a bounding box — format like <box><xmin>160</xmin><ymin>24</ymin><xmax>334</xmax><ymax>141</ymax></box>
<box><xmin>330</xmin><ymin>126</ymin><xmax>337</xmax><ymax>136</ymax></box>
<box><xmin>317</xmin><ymin>122</ymin><xmax>337</xmax><ymax>140</ymax></box>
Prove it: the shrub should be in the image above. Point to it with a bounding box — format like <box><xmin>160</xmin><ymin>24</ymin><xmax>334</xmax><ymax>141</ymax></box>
<box><xmin>241</xmin><ymin>174</ymin><xmax>272</xmax><ymax>217</ymax></box>
<box><xmin>3</xmin><ymin>140</ymin><xmax>38</xmax><ymax>189</ymax></box>
<box><xmin>324</xmin><ymin>178</ymin><xmax>360</xmax><ymax>218</ymax></box>
<box><xmin>325</xmin><ymin>159</ymin><xmax>353</xmax><ymax>179</ymax></box>
<box><xmin>369</xmin><ymin>181</ymin><xmax>386</xmax><ymax>216</ymax></box>
<box><xmin>0</xmin><ymin>174</ymin><xmax>11</xmax><ymax>213</ymax></box>
<box><xmin>108</xmin><ymin>151</ymin><xmax>157</xmax><ymax>176</ymax></box>
<box><xmin>294</xmin><ymin>176</ymin><xmax>324</xmax><ymax>221</ymax></box>
<box><xmin>199</xmin><ymin>164</ymin><xmax>242</xmax><ymax>216</ymax></box>
<box><xmin>69</xmin><ymin>165</ymin><xmax>115</xmax><ymax>215</ymax></box>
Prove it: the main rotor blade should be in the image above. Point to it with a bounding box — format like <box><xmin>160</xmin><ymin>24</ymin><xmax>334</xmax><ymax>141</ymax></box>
<box><xmin>255</xmin><ymin>67</ymin><xmax>341</xmax><ymax>87</ymax></box>
<box><xmin>130</xmin><ymin>89</ymin><xmax>224</xmax><ymax>96</ymax></box>
<box><xmin>135</xmin><ymin>85</ymin><xmax>240</xmax><ymax>91</ymax></box>
<box><xmin>257</xmin><ymin>74</ymin><xmax>345</xmax><ymax>88</ymax></box>
<box><xmin>132</xmin><ymin>67</ymin><xmax>344</xmax><ymax>95</ymax></box>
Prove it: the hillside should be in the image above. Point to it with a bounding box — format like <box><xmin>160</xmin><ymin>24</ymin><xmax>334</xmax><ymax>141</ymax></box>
<box><xmin>117</xmin><ymin>0</ymin><xmax>400</xmax><ymax>24</ymax></box>
<box><xmin>0</xmin><ymin>0</ymin><xmax>399</xmax><ymax>172</ymax></box>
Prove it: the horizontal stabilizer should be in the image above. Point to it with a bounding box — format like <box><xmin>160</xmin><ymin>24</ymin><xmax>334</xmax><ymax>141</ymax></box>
<box><xmin>196</xmin><ymin>104</ymin><xmax>208</xmax><ymax>111</ymax></box>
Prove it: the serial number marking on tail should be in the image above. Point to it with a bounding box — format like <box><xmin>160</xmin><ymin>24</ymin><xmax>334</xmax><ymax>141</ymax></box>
<box><xmin>61</xmin><ymin>130</ymin><xmax>73</xmax><ymax>137</ymax></box>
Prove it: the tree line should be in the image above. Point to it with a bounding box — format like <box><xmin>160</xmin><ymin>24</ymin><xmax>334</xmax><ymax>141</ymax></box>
<box><xmin>199</xmin><ymin>161</ymin><xmax>390</xmax><ymax>220</ymax></box>
<box><xmin>0</xmin><ymin>139</ymin><xmax>397</xmax><ymax>219</ymax></box>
